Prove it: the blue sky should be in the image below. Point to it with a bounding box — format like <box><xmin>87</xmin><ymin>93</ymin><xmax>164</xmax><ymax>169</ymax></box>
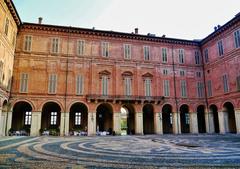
<box><xmin>14</xmin><ymin>0</ymin><xmax>240</xmax><ymax>40</ymax></box>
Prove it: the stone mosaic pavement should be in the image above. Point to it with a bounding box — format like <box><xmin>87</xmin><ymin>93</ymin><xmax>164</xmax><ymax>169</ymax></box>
<box><xmin>0</xmin><ymin>135</ymin><xmax>240</xmax><ymax>169</ymax></box>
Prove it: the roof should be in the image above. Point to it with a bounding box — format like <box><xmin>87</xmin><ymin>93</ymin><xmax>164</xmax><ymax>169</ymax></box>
<box><xmin>4</xmin><ymin>0</ymin><xmax>22</xmax><ymax>26</ymax></box>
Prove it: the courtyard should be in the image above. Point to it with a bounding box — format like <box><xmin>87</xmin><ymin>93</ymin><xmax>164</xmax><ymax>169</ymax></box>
<box><xmin>0</xmin><ymin>135</ymin><xmax>240</xmax><ymax>168</ymax></box>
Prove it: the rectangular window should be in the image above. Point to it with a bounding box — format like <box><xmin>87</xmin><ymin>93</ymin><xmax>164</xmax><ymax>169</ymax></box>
<box><xmin>50</xmin><ymin>112</ymin><xmax>57</xmax><ymax>125</ymax></box>
<box><xmin>77</xmin><ymin>40</ymin><xmax>85</xmax><ymax>56</ymax></box>
<box><xmin>195</xmin><ymin>50</ymin><xmax>201</xmax><ymax>65</ymax></box>
<box><xmin>12</xmin><ymin>31</ymin><xmax>16</xmax><ymax>46</ymax></box>
<box><xmin>4</xmin><ymin>18</ymin><xmax>9</xmax><ymax>36</ymax></box>
<box><xmin>0</xmin><ymin>61</ymin><xmax>3</xmax><ymax>84</ymax></box>
<box><xmin>180</xmin><ymin>80</ymin><xmax>187</xmax><ymax>97</ymax></box>
<box><xmin>124</xmin><ymin>44</ymin><xmax>131</xmax><ymax>59</ymax></box>
<box><xmin>76</xmin><ymin>75</ymin><xmax>84</xmax><ymax>95</ymax></box>
<box><xmin>24</xmin><ymin>112</ymin><xmax>31</xmax><ymax>125</ymax></box>
<box><xmin>204</xmin><ymin>49</ymin><xmax>209</xmax><ymax>63</ymax></box>
<box><xmin>180</xmin><ymin>70</ymin><xmax>185</xmax><ymax>77</ymax></box>
<box><xmin>20</xmin><ymin>73</ymin><xmax>28</xmax><ymax>93</ymax></box>
<box><xmin>162</xmin><ymin>48</ymin><xmax>168</xmax><ymax>63</ymax></box>
<box><xmin>145</xmin><ymin>78</ymin><xmax>151</xmax><ymax>96</ymax></box>
<box><xmin>52</xmin><ymin>38</ymin><xmax>59</xmax><ymax>53</ymax></box>
<box><xmin>196</xmin><ymin>71</ymin><xmax>201</xmax><ymax>78</ymax></box>
<box><xmin>197</xmin><ymin>82</ymin><xmax>204</xmax><ymax>98</ymax></box>
<box><xmin>163</xmin><ymin>69</ymin><xmax>169</xmax><ymax>75</ymax></box>
<box><xmin>102</xmin><ymin>42</ymin><xmax>109</xmax><ymax>57</ymax></box>
<box><xmin>24</xmin><ymin>35</ymin><xmax>32</xmax><ymax>51</ymax></box>
<box><xmin>124</xmin><ymin>77</ymin><xmax>132</xmax><ymax>96</ymax></box>
<box><xmin>179</xmin><ymin>49</ymin><xmax>185</xmax><ymax>64</ymax></box>
<box><xmin>144</xmin><ymin>46</ymin><xmax>150</xmax><ymax>61</ymax></box>
<box><xmin>185</xmin><ymin>113</ymin><xmax>190</xmax><ymax>124</ymax></box>
<box><xmin>75</xmin><ymin>112</ymin><xmax>81</xmax><ymax>125</ymax></box>
<box><xmin>234</xmin><ymin>29</ymin><xmax>240</xmax><ymax>48</ymax></box>
<box><xmin>48</xmin><ymin>74</ymin><xmax>57</xmax><ymax>94</ymax></box>
<box><xmin>207</xmin><ymin>80</ymin><xmax>212</xmax><ymax>97</ymax></box>
<box><xmin>163</xmin><ymin>80</ymin><xmax>170</xmax><ymax>97</ymax></box>
<box><xmin>237</xmin><ymin>76</ymin><xmax>240</xmax><ymax>91</ymax></box>
<box><xmin>102</xmin><ymin>76</ymin><xmax>108</xmax><ymax>95</ymax></box>
<box><xmin>217</xmin><ymin>40</ymin><xmax>224</xmax><ymax>56</ymax></box>
<box><xmin>223</xmin><ymin>74</ymin><xmax>229</xmax><ymax>93</ymax></box>
<box><xmin>170</xmin><ymin>113</ymin><xmax>173</xmax><ymax>124</ymax></box>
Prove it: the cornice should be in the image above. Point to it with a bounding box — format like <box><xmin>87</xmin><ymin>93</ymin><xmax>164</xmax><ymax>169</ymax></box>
<box><xmin>4</xmin><ymin>0</ymin><xmax>21</xmax><ymax>26</ymax></box>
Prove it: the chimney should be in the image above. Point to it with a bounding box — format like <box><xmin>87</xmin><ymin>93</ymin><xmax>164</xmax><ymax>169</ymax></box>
<box><xmin>38</xmin><ymin>17</ymin><xmax>43</xmax><ymax>24</ymax></box>
<box><xmin>214</xmin><ymin>26</ymin><xmax>217</xmax><ymax>31</ymax></box>
<box><xmin>135</xmin><ymin>28</ymin><xmax>138</xmax><ymax>34</ymax></box>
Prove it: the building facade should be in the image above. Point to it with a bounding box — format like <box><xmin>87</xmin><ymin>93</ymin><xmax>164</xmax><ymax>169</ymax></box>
<box><xmin>0</xmin><ymin>0</ymin><xmax>240</xmax><ymax>136</ymax></box>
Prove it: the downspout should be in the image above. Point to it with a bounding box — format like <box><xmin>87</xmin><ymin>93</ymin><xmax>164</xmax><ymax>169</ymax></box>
<box><xmin>171</xmin><ymin>45</ymin><xmax>179</xmax><ymax>134</ymax></box>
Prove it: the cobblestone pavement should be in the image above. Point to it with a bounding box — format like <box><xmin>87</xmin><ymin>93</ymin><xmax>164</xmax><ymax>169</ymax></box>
<box><xmin>0</xmin><ymin>135</ymin><xmax>240</xmax><ymax>169</ymax></box>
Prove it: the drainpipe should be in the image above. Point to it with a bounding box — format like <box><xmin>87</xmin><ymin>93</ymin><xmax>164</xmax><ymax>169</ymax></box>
<box><xmin>171</xmin><ymin>45</ymin><xmax>179</xmax><ymax>134</ymax></box>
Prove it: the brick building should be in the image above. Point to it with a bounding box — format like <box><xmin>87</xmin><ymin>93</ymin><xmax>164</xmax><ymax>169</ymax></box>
<box><xmin>0</xmin><ymin>0</ymin><xmax>240</xmax><ymax>136</ymax></box>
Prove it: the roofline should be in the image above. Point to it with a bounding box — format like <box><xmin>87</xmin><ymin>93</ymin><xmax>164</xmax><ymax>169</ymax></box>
<box><xmin>21</xmin><ymin>22</ymin><xmax>200</xmax><ymax>46</ymax></box>
<box><xmin>5</xmin><ymin>0</ymin><xmax>22</xmax><ymax>26</ymax></box>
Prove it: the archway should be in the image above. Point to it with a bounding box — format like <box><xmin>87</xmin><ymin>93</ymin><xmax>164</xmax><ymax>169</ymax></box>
<box><xmin>210</xmin><ymin>105</ymin><xmax>219</xmax><ymax>133</ymax></box>
<box><xmin>197</xmin><ymin>105</ymin><xmax>206</xmax><ymax>133</ymax></box>
<box><xmin>69</xmin><ymin>102</ymin><xmax>88</xmax><ymax>134</ymax></box>
<box><xmin>41</xmin><ymin>102</ymin><xmax>61</xmax><ymax>132</ymax></box>
<box><xmin>223</xmin><ymin>102</ymin><xmax>236</xmax><ymax>133</ymax></box>
<box><xmin>143</xmin><ymin>104</ymin><xmax>154</xmax><ymax>134</ymax></box>
<box><xmin>180</xmin><ymin>104</ymin><xmax>190</xmax><ymax>133</ymax></box>
<box><xmin>162</xmin><ymin>104</ymin><xmax>173</xmax><ymax>134</ymax></box>
<box><xmin>96</xmin><ymin>103</ymin><xmax>113</xmax><ymax>134</ymax></box>
<box><xmin>11</xmin><ymin>101</ymin><xmax>32</xmax><ymax>135</ymax></box>
<box><xmin>120</xmin><ymin>104</ymin><xmax>135</xmax><ymax>135</ymax></box>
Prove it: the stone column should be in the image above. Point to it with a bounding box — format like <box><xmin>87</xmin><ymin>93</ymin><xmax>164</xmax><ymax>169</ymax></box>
<box><xmin>218</xmin><ymin>111</ymin><xmax>226</xmax><ymax>134</ymax></box>
<box><xmin>6</xmin><ymin>111</ymin><xmax>12</xmax><ymax>136</ymax></box>
<box><xmin>88</xmin><ymin>112</ymin><xmax>96</xmax><ymax>136</ymax></box>
<box><xmin>205</xmin><ymin>111</ymin><xmax>215</xmax><ymax>133</ymax></box>
<box><xmin>60</xmin><ymin>113</ymin><xmax>65</xmax><ymax>136</ymax></box>
<box><xmin>135</xmin><ymin>112</ymin><xmax>143</xmax><ymax>135</ymax></box>
<box><xmin>64</xmin><ymin>112</ymin><xmax>69</xmax><ymax>136</ymax></box>
<box><xmin>172</xmin><ymin>112</ymin><xmax>181</xmax><ymax>134</ymax></box>
<box><xmin>190</xmin><ymin>112</ymin><xmax>198</xmax><ymax>134</ymax></box>
<box><xmin>113</xmin><ymin>112</ymin><xmax>121</xmax><ymax>135</ymax></box>
<box><xmin>235</xmin><ymin>109</ymin><xmax>240</xmax><ymax>134</ymax></box>
<box><xmin>154</xmin><ymin>112</ymin><xmax>163</xmax><ymax>134</ymax></box>
<box><xmin>1</xmin><ymin>112</ymin><xmax>7</xmax><ymax>136</ymax></box>
<box><xmin>30</xmin><ymin>112</ymin><xmax>42</xmax><ymax>136</ymax></box>
<box><xmin>0</xmin><ymin>107</ymin><xmax>2</xmax><ymax>136</ymax></box>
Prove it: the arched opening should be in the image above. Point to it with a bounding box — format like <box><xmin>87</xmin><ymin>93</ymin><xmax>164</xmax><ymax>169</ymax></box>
<box><xmin>96</xmin><ymin>103</ymin><xmax>113</xmax><ymax>135</ymax></box>
<box><xmin>143</xmin><ymin>104</ymin><xmax>154</xmax><ymax>134</ymax></box>
<box><xmin>180</xmin><ymin>104</ymin><xmax>190</xmax><ymax>133</ymax></box>
<box><xmin>11</xmin><ymin>101</ymin><xmax>32</xmax><ymax>135</ymax></box>
<box><xmin>223</xmin><ymin>102</ymin><xmax>236</xmax><ymax>133</ymax></box>
<box><xmin>69</xmin><ymin>102</ymin><xmax>88</xmax><ymax>136</ymax></box>
<box><xmin>120</xmin><ymin>104</ymin><xmax>135</xmax><ymax>135</ymax></box>
<box><xmin>162</xmin><ymin>104</ymin><xmax>173</xmax><ymax>134</ymax></box>
<box><xmin>210</xmin><ymin>105</ymin><xmax>219</xmax><ymax>133</ymax></box>
<box><xmin>41</xmin><ymin>102</ymin><xmax>61</xmax><ymax>135</ymax></box>
<box><xmin>197</xmin><ymin>105</ymin><xmax>206</xmax><ymax>133</ymax></box>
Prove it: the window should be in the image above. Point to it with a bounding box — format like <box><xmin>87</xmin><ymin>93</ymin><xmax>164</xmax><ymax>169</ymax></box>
<box><xmin>52</xmin><ymin>38</ymin><xmax>59</xmax><ymax>53</ymax></box>
<box><xmin>163</xmin><ymin>69</ymin><xmax>169</xmax><ymax>75</ymax></box>
<box><xmin>207</xmin><ymin>80</ymin><xmax>212</xmax><ymax>97</ymax></box>
<box><xmin>102</xmin><ymin>42</ymin><xmax>109</xmax><ymax>57</ymax></box>
<box><xmin>223</xmin><ymin>74</ymin><xmax>229</xmax><ymax>93</ymax></box>
<box><xmin>180</xmin><ymin>80</ymin><xmax>187</xmax><ymax>97</ymax></box>
<box><xmin>162</xmin><ymin>48</ymin><xmax>167</xmax><ymax>63</ymax></box>
<box><xmin>144</xmin><ymin>46</ymin><xmax>150</xmax><ymax>61</ymax></box>
<box><xmin>20</xmin><ymin>73</ymin><xmax>28</xmax><ymax>93</ymax></box>
<box><xmin>217</xmin><ymin>40</ymin><xmax>224</xmax><ymax>56</ymax></box>
<box><xmin>77</xmin><ymin>40</ymin><xmax>85</xmax><ymax>56</ymax></box>
<box><xmin>197</xmin><ymin>82</ymin><xmax>204</xmax><ymax>98</ymax></box>
<box><xmin>24</xmin><ymin>36</ymin><xmax>32</xmax><ymax>51</ymax></box>
<box><xmin>124</xmin><ymin>44</ymin><xmax>131</xmax><ymax>59</ymax></box>
<box><xmin>179</xmin><ymin>49</ymin><xmax>185</xmax><ymax>64</ymax></box>
<box><xmin>163</xmin><ymin>80</ymin><xmax>170</xmax><ymax>97</ymax></box>
<box><xmin>124</xmin><ymin>77</ymin><xmax>132</xmax><ymax>96</ymax></box>
<box><xmin>204</xmin><ymin>49</ymin><xmax>209</xmax><ymax>63</ymax></box>
<box><xmin>195</xmin><ymin>50</ymin><xmax>201</xmax><ymax>65</ymax></box>
<box><xmin>185</xmin><ymin>113</ymin><xmax>190</xmax><ymax>124</ymax></box>
<box><xmin>7</xmin><ymin>69</ymin><xmax>11</xmax><ymax>91</ymax></box>
<box><xmin>48</xmin><ymin>74</ymin><xmax>57</xmax><ymax>94</ymax></box>
<box><xmin>0</xmin><ymin>61</ymin><xmax>3</xmax><ymax>84</ymax></box>
<box><xmin>50</xmin><ymin>112</ymin><xmax>57</xmax><ymax>125</ymax></box>
<box><xmin>75</xmin><ymin>112</ymin><xmax>81</xmax><ymax>125</ymax></box>
<box><xmin>237</xmin><ymin>76</ymin><xmax>240</xmax><ymax>91</ymax></box>
<box><xmin>76</xmin><ymin>75</ymin><xmax>83</xmax><ymax>95</ymax></box>
<box><xmin>196</xmin><ymin>71</ymin><xmax>201</xmax><ymax>78</ymax></box>
<box><xmin>24</xmin><ymin>112</ymin><xmax>31</xmax><ymax>125</ymax></box>
<box><xmin>180</xmin><ymin>70</ymin><xmax>185</xmax><ymax>77</ymax></box>
<box><xmin>102</xmin><ymin>75</ymin><xmax>108</xmax><ymax>95</ymax></box>
<box><xmin>144</xmin><ymin>78</ymin><xmax>151</xmax><ymax>96</ymax></box>
<box><xmin>170</xmin><ymin>113</ymin><xmax>173</xmax><ymax>124</ymax></box>
<box><xmin>234</xmin><ymin>29</ymin><xmax>240</xmax><ymax>48</ymax></box>
<box><xmin>4</xmin><ymin>18</ymin><xmax>9</xmax><ymax>36</ymax></box>
<box><xmin>12</xmin><ymin>31</ymin><xmax>16</xmax><ymax>46</ymax></box>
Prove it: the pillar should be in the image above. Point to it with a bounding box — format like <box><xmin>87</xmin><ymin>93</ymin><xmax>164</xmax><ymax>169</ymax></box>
<box><xmin>154</xmin><ymin>112</ymin><xmax>162</xmax><ymax>134</ymax></box>
<box><xmin>205</xmin><ymin>111</ymin><xmax>215</xmax><ymax>133</ymax></box>
<box><xmin>6</xmin><ymin>111</ymin><xmax>12</xmax><ymax>136</ymax></box>
<box><xmin>64</xmin><ymin>112</ymin><xmax>69</xmax><ymax>136</ymax></box>
<box><xmin>60</xmin><ymin>112</ymin><xmax>70</xmax><ymax>136</ymax></box>
<box><xmin>1</xmin><ymin>112</ymin><xmax>7</xmax><ymax>136</ymax></box>
<box><xmin>113</xmin><ymin>112</ymin><xmax>121</xmax><ymax>135</ymax></box>
<box><xmin>235</xmin><ymin>109</ymin><xmax>240</xmax><ymax>134</ymax></box>
<box><xmin>30</xmin><ymin>112</ymin><xmax>42</xmax><ymax>136</ymax></box>
<box><xmin>135</xmin><ymin>112</ymin><xmax>143</xmax><ymax>135</ymax></box>
<box><xmin>0</xmin><ymin>107</ymin><xmax>2</xmax><ymax>136</ymax></box>
<box><xmin>172</xmin><ymin>112</ymin><xmax>181</xmax><ymax>134</ymax></box>
<box><xmin>190</xmin><ymin>112</ymin><xmax>198</xmax><ymax>134</ymax></box>
<box><xmin>218</xmin><ymin>111</ymin><xmax>226</xmax><ymax>134</ymax></box>
<box><xmin>88</xmin><ymin>112</ymin><xmax>96</xmax><ymax>136</ymax></box>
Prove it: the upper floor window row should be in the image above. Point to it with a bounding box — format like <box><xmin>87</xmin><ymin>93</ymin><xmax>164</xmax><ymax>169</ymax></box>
<box><xmin>217</xmin><ymin>40</ymin><xmax>224</xmax><ymax>56</ymax></box>
<box><xmin>24</xmin><ymin>36</ymin><xmax>32</xmax><ymax>51</ymax></box>
<box><xmin>178</xmin><ymin>49</ymin><xmax>185</xmax><ymax>64</ymax></box>
<box><xmin>195</xmin><ymin>50</ymin><xmax>201</xmax><ymax>65</ymax></box>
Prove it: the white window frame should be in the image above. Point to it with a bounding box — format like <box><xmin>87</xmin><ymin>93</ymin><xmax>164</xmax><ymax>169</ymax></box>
<box><xmin>179</xmin><ymin>49</ymin><xmax>185</xmax><ymax>64</ymax></box>
<box><xmin>124</xmin><ymin>77</ymin><xmax>132</xmax><ymax>96</ymax></box>
<box><xmin>162</xmin><ymin>48</ymin><xmax>168</xmax><ymax>63</ymax></box>
<box><xmin>77</xmin><ymin>40</ymin><xmax>85</xmax><ymax>56</ymax></box>
<box><xmin>24</xmin><ymin>111</ymin><xmax>32</xmax><ymax>125</ymax></box>
<box><xmin>144</xmin><ymin>46</ymin><xmax>150</xmax><ymax>61</ymax></box>
<box><xmin>217</xmin><ymin>40</ymin><xmax>224</xmax><ymax>56</ymax></box>
<box><xmin>124</xmin><ymin>44</ymin><xmax>131</xmax><ymax>59</ymax></box>
<box><xmin>76</xmin><ymin>75</ymin><xmax>84</xmax><ymax>95</ymax></box>
<box><xmin>163</xmin><ymin>80</ymin><xmax>170</xmax><ymax>97</ymax></box>
<box><xmin>52</xmin><ymin>38</ymin><xmax>60</xmax><ymax>53</ymax></box>
<box><xmin>102</xmin><ymin>42</ymin><xmax>109</xmax><ymax>57</ymax></box>
<box><xmin>20</xmin><ymin>73</ymin><xmax>29</xmax><ymax>93</ymax></box>
<box><xmin>144</xmin><ymin>78</ymin><xmax>152</xmax><ymax>96</ymax></box>
<box><xmin>24</xmin><ymin>35</ymin><xmax>32</xmax><ymax>52</ymax></box>
<box><xmin>50</xmin><ymin>112</ymin><xmax>57</xmax><ymax>125</ymax></box>
<box><xmin>180</xmin><ymin>80</ymin><xmax>187</xmax><ymax>97</ymax></box>
<box><xmin>75</xmin><ymin>112</ymin><xmax>81</xmax><ymax>125</ymax></box>
<box><xmin>223</xmin><ymin>74</ymin><xmax>229</xmax><ymax>93</ymax></box>
<box><xmin>234</xmin><ymin>29</ymin><xmax>240</xmax><ymax>48</ymax></box>
<box><xmin>48</xmin><ymin>74</ymin><xmax>57</xmax><ymax>94</ymax></box>
<box><xmin>101</xmin><ymin>75</ymin><xmax>108</xmax><ymax>95</ymax></box>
